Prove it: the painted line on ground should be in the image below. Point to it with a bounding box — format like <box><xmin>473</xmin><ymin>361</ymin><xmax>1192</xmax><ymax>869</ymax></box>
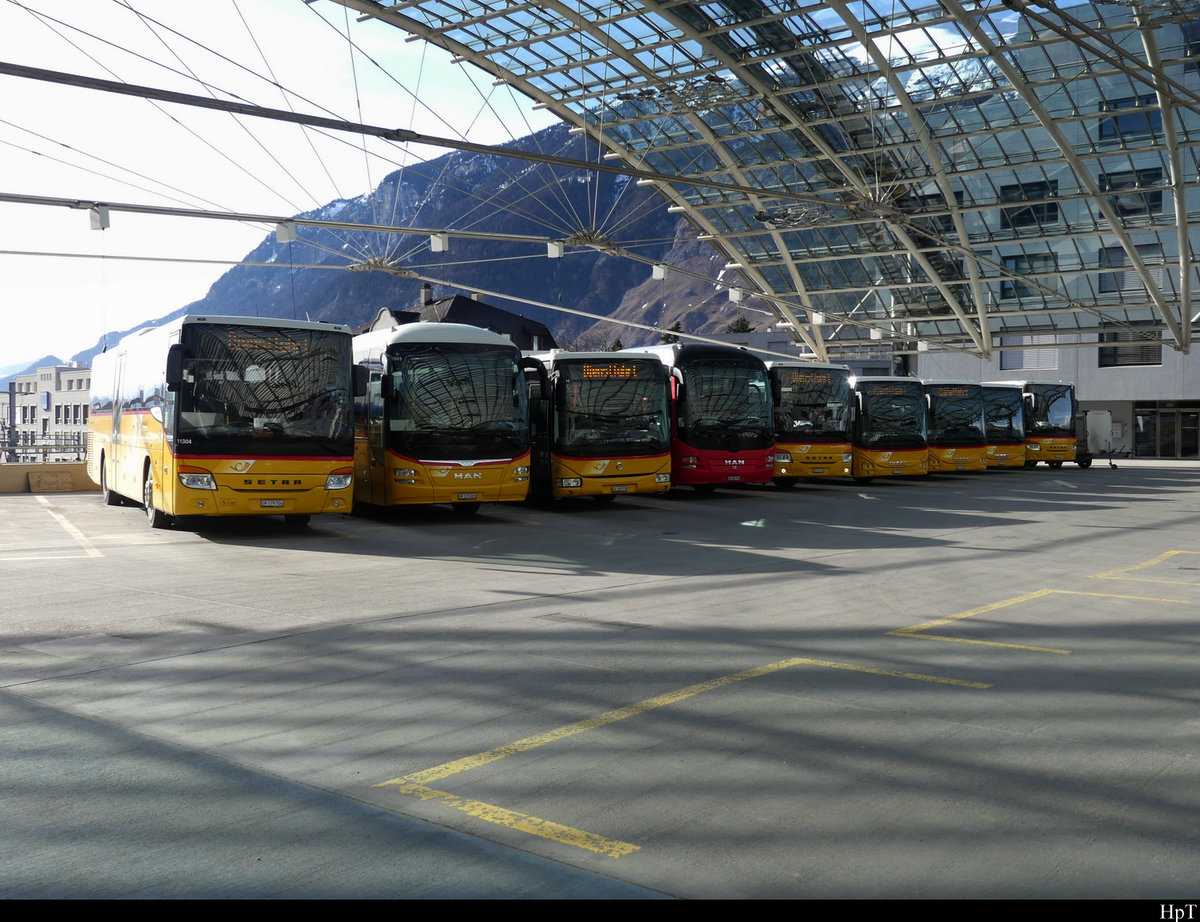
<box><xmin>376</xmin><ymin>654</ymin><xmax>988</xmax><ymax>856</ymax></box>
<box><xmin>35</xmin><ymin>496</ymin><xmax>103</xmax><ymax>558</ymax></box>
<box><xmin>891</xmin><ymin>587</ymin><xmax>1190</xmax><ymax>653</ymax></box>
<box><xmin>1092</xmin><ymin>550</ymin><xmax>1200</xmax><ymax>585</ymax></box>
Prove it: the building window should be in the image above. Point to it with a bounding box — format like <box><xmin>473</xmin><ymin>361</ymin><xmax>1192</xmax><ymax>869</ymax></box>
<box><xmin>1001</xmin><ymin>334</ymin><xmax>1059</xmax><ymax>370</ymax></box>
<box><xmin>1000</xmin><ymin>180</ymin><xmax>1059</xmax><ymax>229</ymax></box>
<box><xmin>1099</xmin><ymin>168</ymin><xmax>1163</xmax><ymax>217</ymax></box>
<box><xmin>1184</xmin><ymin>22</ymin><xmax>1200</xmax><ymax>72</ymax></box>
<box><xmin>1001</xmin><ymin>251</ymin><xmax>1058</xmax><ymax>300</ymax></box>
<box><xmin>1099</xmin><ymin>96</ymin><xmax>1162</xmax><ymax>141</ymax></box>
<box><xmin>1099</xmin><ymin>243</ymin><xmax>1164</xmax><ymax>294</ymax></box>
<box><xmin>1099</xmin><ymin>325</ymin><xmax>1162</xmax><ymax>367</ymax></box>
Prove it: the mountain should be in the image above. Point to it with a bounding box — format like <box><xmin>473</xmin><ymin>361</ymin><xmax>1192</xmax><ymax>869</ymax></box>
<box><xmin>66</xmin><ymin>122</ymin><xmax>736</xmax><ymax>366</ymax></box>
<box><xmin>0</xmin><ymin>355</ymin><xmax>66</xmax><ymax>391</ymax></box>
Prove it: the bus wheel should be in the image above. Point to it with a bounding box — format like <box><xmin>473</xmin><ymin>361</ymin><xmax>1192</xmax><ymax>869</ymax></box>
<box><xmin>773</xmin><ymin>477</ymin><xmax>798</xmax><ymax>490</ymax></box>
<box><xmin>1024</xmin><ymin>460</ymin><xmax>1038</xmax><ymax>468</ymax></box>
<box><xmin>100</xmin><ymin>458</ymin><xmax>121</xmax><ymax>506</ymax></box>
<box><xmin>143</xmin><ymin>472</ymin><xmax>169</xmax><ymax>529</ymax></box>
<box><xmin>1047</xmin><ymin>461</ymin><xmax>1064</xmax><ymax>469</ymax></box>
<box><xmin>284</xmin><ymin>514</ymin><xmax>311</xmax><ymax>527</ymax></box>
<box><xmin>1077</xmin><ymin>458</ymin><xmax>1093</xmax><ymax>469</ymax></box>
<box><xmin>452</xmin><ymin>502</ymin><xmax>481</xmax><ymax>515</ymax></box>
<box><xmin>852</xmin><ymin>476</ymin><xmax>873</xmax><ymax>484</ymax></box>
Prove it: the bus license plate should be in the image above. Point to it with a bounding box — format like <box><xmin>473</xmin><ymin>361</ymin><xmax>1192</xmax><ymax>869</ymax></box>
<box><xmin>610</xmin><ymin>485</ymin><xmax>628</xmax><ymax>493</ymax></box>
<box><xmin>457</xmin><ymin>493</ymin><xmax>478</xmax><ymax>500</ymax></box>
<box><xmin>726</xmin><ymin>475</ymin><xmax>741</xmax><ymax>481</ymax></box>
<box><xmin>813</xmin><ymin>467</ymin><xmax>825</xmax><ymax>473</ymax></box>
<box><xmin>260</xmin><ymin>499</ymin><xmax>284</xmax><ymax>508</ymax></box>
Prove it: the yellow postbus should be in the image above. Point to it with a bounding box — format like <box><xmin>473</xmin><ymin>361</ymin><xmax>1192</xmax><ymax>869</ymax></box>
<box><xmin>352</xmin><ymin>322</ymin><xmax>532</xmax><ymax>514</ymax></box>
<box><xmin>767</xmin><ymin>361</ymin><xmax>853</xmax><ymax>485</ymax></box>
<box><xmin>526</xmin><ymin>351</ymin><xmax>671</xmax><ymax>501</ymax></box>
<box><xmin>87</xmin><ymin>315</ymin><xmax>357</xmax><ymax>528</ymax></box>
<box><xmin>850</xmin><ymin>376</ymin><xmax>929</xmax><ymax>482</ymax></box>
<box><xmin>982</xmin><ymin>382</ymin><xmax>1026</xmax><ymax>467</ymax></box>
<box><xmin>924</xmin><ymin>381</ymin><xmax>988</xmax><ymax>473</ymax></box>
<box><xmin>1022</xmin><ymin>381</ymin><xmax>1078</xmax><ymax>468</ymax></box>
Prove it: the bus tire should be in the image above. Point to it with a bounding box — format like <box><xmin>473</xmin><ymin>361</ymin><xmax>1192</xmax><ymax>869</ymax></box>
<box><xmin>284</xmin><ymin>514</ymin><xmax>311</xmax><ymax>527</ymax></box>
<box><xmin>143</xmin><ymin>470</ymin><xmax>169</xmax><ymax>529</ymax></box>
<box><xmin>100</xmin><ymin>457</ymin><xmax>121</xmax><ymax>506</ymax></box>
<box><xmin>773</xmin><ymin>477</ymin><xmax>798</xmax><ymax>490</ymax></box>
<box><xmin>1077</xmin><ymin>458</ymin><xmax>1092</xmax><ymax>469</ymax></box>
<box><xmin>1047</xmin><ymin>460</ymin><xmax>1064</xmax><ymax>469</ymax></box>
<box><xmin>852</xmin><ymin>476</ymin><xmax>873</xmax><ymax>484</ymax></box>
<box><xmin>1024</xmin><ymin>460</ymin><xmax>1038</xmax><ymax>468</ymax></box>
<box><xmin>452</xmin><ymin>502</ymin><xmax>481</xmax><ymax>515</ymax></box>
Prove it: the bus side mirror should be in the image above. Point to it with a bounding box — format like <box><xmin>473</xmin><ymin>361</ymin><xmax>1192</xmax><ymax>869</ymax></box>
<box><xmin>520</xmin><ymin>357</ymin><xmax>549</xmax><ymax>401</ymax></box>
<box><xmin>165</xmin><ymin>344</ymin><xmax>185</xmax><ymax>392</ymax></box>
<box><xmin>380</xmin><ymin>374</ymin><xmax>394</xmax><ymax>399</ymax></box>
<box><xmin>352</xmin><ymin>364</ymin><xmax>369</xmax><ymax>398</ymax></box>
<box><xmin>770</xmin><ymin>376</ymin><xmax>781</xmax><ymax>406</ymax></box>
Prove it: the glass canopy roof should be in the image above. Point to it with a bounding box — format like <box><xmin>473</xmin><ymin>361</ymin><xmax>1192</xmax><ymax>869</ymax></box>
<box><xmin>332</xmin><ymin>0</ymin><xmax>1200</xmax><ymax>361</ymax></box>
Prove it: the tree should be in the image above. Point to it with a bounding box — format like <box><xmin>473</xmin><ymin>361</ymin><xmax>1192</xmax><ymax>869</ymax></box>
<box><xmin>608</xmin><ymin>338</ymin><xmax>624</xmax><ymax>351</ymax></box>
<box><xmin>660</xmin><ymin>321</ymin><xmax>683</xmax><ymax>344</ymax></box>
<box><xmin>726</xmin><ymin>315</ymin><xmax>755</xmax><ymax>333</ymax></box>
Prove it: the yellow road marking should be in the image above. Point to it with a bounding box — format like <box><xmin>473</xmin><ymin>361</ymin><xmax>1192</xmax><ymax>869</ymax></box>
<box><xmin>892</xmin><ymin>588</ymin><xmax>1191</xmax><ymax>654</ymax></box>
<box><xmin>395</xmin><ymin>783</ymin><xmax>639</xmax><ymax>859</ymax></box>
<box><xmin>1093</xmin><ymin>550</ymin><xmax>1200</xmax><ymax>585</ymax></box>
<box><xmin>376</xmin><ymin>655</ymin><xmax>987</xmax><ymax>856</ymax></box>
<box><xmin>382</xmin><ymin>656</ymin><xmax>989</xmax><ymax>790</ymax></box>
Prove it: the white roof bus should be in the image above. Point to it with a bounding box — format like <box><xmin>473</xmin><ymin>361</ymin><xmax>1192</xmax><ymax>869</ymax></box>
<box><xmin>87</xmin><ymin>314</ymin><xmax>358</xmax><ymax>528</ymax></box>
<box><xmin>631</xmin><ymin>343</ymin><xmax>774</xmax><ymax>491</ymax></box>
<box><xmin>525</xmin><ymin>350</ymin><xmax>671</xmax><ymax>501</ymax></box>
<box><xmin>1021</xmin><ymin>380</ymin><xmax>1079</xmax><ymax>467</ymax></box>
<box><xmin>766</xmin><ymin>361</ymin><xmax>853</xmax><ymax>486</ymax></box>
<box><xmin>923</xmin><ymin>380</ymin><xmax>987</xmax><ymax>473</ymax></box>
<box><xmin>353</xmin><ymin>322</ymin><xmax>533</xmax><ymax>514</ymax></box>
<box><xmin>849</xmin><ymin>376</ymin><xmax>929</xmax><ymax>482</ymax></box>
<box><xmin>981</xmin><ymin>382</ymin><xmax>1027</xmax><ymax>468</ymax></box>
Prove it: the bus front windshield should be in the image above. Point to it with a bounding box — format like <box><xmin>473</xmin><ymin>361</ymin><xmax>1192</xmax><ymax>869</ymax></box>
<box><xmin>387</xmin><ymin>343</ymin><xmax>528</xmax><ymax>459</ymax></box>
<box><xmin>1027</xmin><ymin>384</ymin><xmax>1075</xmax><ymax>436</ymax></box>
<box><xmin>856</xmin><ymin>383</ymin><xmax>927</xmax><ymax>450</ymax></box>
<box><xmin>679</xmin><ymin>361</ymin><xmax>773</xmax><ymax>450</ymax></box>
<box><xmin>557</xmin><ymin>362</ymin><xmax>668</xmax><ymax>455</ymax></box>
<box><xmin>985</xmin><ymin>389</ymin><xmax>1025</xmax><ymax>442</ymax></box>
<box><xmin>927</xmin><ymin>386</ymin><xmax>985</xmax><ymax>446</ymax></box>
<box><xmin>774</xmin><ymin>368</ymin><xmax>852</xmax><ymax>440</ymax></box>
<box><xmin>176</xmin><ymin>325</ymin><xmax>352</xmax><ymax>456</ymax></box>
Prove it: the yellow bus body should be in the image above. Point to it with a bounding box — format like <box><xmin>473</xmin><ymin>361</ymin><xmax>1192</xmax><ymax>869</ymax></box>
<box><xmin>928</xmin><ymin>444</ymin><xmax>988</xmax><ymax>473</ymax></box>
<box><xmin>1026</xmin><ymin>435</ymin><xmax>1076</xmax><ymax>464</ymax></box>
<box><xmin>774</xmin><ymin>440</ymin><xmax>852</xmax><ymax>479</ymax></box>
<box><xmin>984</xmin><ymin>443</ymin><xmax>1027</xmax><ymax>467</ymax></box>
<box><xmin>852</xmin><ymin>446</ymin><xmax>928</xmax><ymax>478</ymax></box>
<box><xmin>353</xmin><ymin>442</ymin><xmax>531</xmax><ymax>506</ymax></box>
<box><xmin>547</xmin><ymin>450</ymin><xmax>670</xmax><ymax>499</ymax></box>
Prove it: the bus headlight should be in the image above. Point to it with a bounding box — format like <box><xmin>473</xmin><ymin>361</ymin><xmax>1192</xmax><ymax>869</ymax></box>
<box><xmin>325</xmin><ymin>468</ymin><xmax>353</xmax><ymax>490</ymax></box>
<box><xmin>774</xmin><ymin>451</ymin><xmax>792</xmax><ymax>463</ymax></box>
<box><xmin>555</xmin><ymin>477</ymin><xmax>583</xmax><ymax>488</ymax></box>
<box><xmin>514</xmin><ymin>466</ymin><xmax>529</xmax><ymax>476</ymax></box>
<box><xmin>842</xmin><ymin>452</ymin><xmax>852</xmax><ymax>463</ymax></box>
<box><xmin>1026</xmin><ymin>443</ymin><xmax>1041</xmax><ymax>451</ymax></box>
<box><xmin>178</xmin><ymin>467</ymin><xmax>216</xmax><ymax>490</ymax></box>
<box><xmin>393</xmin><ymin>468</ymin><xmax>417</xmax><ymax>477</ymax></box>
<box><xmin>655</xmin><ymin>473</ymin><xmax>670</xmax><ymax>483</ymax></box>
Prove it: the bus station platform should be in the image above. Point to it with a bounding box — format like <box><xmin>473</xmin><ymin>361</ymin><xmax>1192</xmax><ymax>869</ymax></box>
<box><xmin>1</xmin><ymin>460</ymin><xmax>1197</xmax><ymax>897</ymax></box>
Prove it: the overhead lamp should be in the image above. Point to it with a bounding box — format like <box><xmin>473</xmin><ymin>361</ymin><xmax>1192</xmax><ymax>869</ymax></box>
<box><xmin>275</xmin><ymin>221</ymin><xmax>296</xmax><ymax>243</ymax></box>
<box><xmin>870</xmin><ymin>327</ymin><xmax>884</xmax><ymax>340</ymax></box>
<box><xmin>89</xmin><ymin>205</ymin><xmax>110</xmax><ymax>231</ymax></box>
<box><xmin>810</xmin><ymin>311</ymin><xmax>825</xmax><ymax>325</ymax></box>
<box><xmin>652</xmin><ymin>264</ymin><xmax>668</xmax><ymax>280</ymax></box>
<box><xmin>547</xmin><ymin>241</ymin><xmax>564</xmax><ymax>259</ymax></box>
<box><xmin>729</xmin><ymin>288</ymin><xmax>744</xmax><ymax>303</ymax></box>
<box><xmin>430</xmin><ymin>233</ymin><xmax>449</xmax><ymax>253</ymax></box>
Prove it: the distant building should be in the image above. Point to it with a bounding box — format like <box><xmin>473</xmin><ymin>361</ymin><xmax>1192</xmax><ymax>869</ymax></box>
<box><xmin>357</xmin><ymin>284</ymin><xmax>558</xmax><ymax>351</ymax></box>
<box><xmin>3</xmin><ymin>364</ymin><xmax>91</xmax><ymax>462</ymax></box>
